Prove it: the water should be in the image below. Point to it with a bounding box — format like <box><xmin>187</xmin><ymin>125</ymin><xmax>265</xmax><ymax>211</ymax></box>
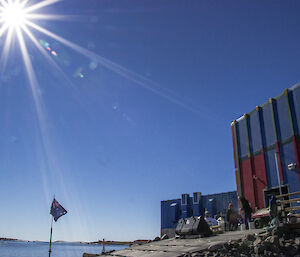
<box><xmin>0</xmin><ymin>240</ymin><xmax>129</xmax><ymax>257</ymax></box>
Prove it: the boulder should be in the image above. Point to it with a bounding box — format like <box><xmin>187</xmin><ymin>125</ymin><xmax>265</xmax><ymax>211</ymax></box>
<box><xmin>161</xmin><ymin>234</ymin><xmax>169</xmax><ymax>240</ymax></box>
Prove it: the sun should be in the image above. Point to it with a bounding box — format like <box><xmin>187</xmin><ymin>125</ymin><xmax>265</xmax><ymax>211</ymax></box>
<box><xmin>0</xmin><ymin>0</ymin><xmax>27</xmax><ymax>28</ymax></box>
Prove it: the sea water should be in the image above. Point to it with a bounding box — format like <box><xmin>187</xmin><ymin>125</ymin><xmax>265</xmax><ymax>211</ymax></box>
<box><xmin>0</xmin><ymin>240</ymin><xmax>129</xmax><ymax>257</ymax></box>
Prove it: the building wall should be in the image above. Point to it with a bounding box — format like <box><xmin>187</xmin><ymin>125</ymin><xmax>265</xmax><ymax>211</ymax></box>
<box><xmin>232</xmin><ymin>83</ymin><xmax>300</xmax><ymax>211</ymax></box>
<box><xmin>201</xmin><ymin>191</ymin><xmax>238</xmax><ymax>217</ymax></box>
<box><xmin>161</xmin><ymin>199</ymin><xmax>181</xmax><ymax>233</ymax></box>
<box><xmin>161</xmin><ymin>228</ymin><xmax>176</xmax><ymax>238</ymax></box>
<box><xmin>161</xmin><ymin>191</ymin><xmax>237</xmax><ymax>236</ymax></box>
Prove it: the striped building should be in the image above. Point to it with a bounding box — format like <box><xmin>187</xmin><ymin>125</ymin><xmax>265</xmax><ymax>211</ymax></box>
<box><xmin>231</xmin><ymin>83</ymin><xmax>300</xmax><ymax>210</ymax></box>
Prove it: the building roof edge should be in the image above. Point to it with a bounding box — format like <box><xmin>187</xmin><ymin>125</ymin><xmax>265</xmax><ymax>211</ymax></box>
<box><xmin>290</xmin><ymin>82</ymin><xmax>300</xmax><ymax>90</ymax></box>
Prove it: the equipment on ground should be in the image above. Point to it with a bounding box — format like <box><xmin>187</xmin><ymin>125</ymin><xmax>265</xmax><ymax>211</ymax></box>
<box><xmin>175</xmin><ymin>216</ymin><xmax>212</xmax><ymax>237</ymax></box>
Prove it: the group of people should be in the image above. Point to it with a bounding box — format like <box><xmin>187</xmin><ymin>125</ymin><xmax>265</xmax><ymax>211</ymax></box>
<box><xmin>202</xmin><ymin>197</ymin><xmax>253</xmax><ymax>231</ymax></box>
<box><xmin>225</xmin><ymin>196</ymin><xmax>253</xmax><ymax>230</ymax></box>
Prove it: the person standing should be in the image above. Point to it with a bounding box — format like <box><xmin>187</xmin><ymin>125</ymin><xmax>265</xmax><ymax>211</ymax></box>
<box><xmin>240</xmin><ymin>197</ymin><xmax>252</xmax><ymax>229</ymax></box>
<box><xmin>226</xmin><ymin>203</ymin><xmax>238</xmax><ymax>231</ymax></box>
<box><xmin>268</xmin><ymin>194</ymin><xmax>277</xmax><ymax>220</ymax></box>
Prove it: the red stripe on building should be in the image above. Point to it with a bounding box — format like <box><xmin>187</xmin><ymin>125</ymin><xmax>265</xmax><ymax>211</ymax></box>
<box><xmin>240</xmin><ymin>159</ymin><xmax>256</xmax><ymax>210</ymax></box>
<box><xmin>252</xmin><ymin>152</ymin><xmax>268</xmax><ymax>209</ymax></box>
<box><xmin>294</xmin><ymin>136</ymin><xmax>300</xmax><ymax>183</ymax></box>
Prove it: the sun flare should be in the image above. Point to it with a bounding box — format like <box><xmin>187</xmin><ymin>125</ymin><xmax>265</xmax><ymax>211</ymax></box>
<box><xmin>0</xmin><ymin>1</ymin><xmax>27</xmax><ymax>28</ymax></box>
<box><xmin>0</xmin><ymin>0</ymin><xmax>64</xmax><ymax>70</ymax></box>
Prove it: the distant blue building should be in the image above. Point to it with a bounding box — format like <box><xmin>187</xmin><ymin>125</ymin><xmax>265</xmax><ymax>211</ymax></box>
<box><xmin>161</xmin><ymin>191</ymin><xmax>238</xmax><ymax>237</ymax></box>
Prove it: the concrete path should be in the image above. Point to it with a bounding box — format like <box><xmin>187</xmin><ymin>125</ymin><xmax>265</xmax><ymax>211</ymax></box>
<box><xmin>106</xmin><ymin>229</ymin><xmax>264</xmax><ymax>257</ymax></box>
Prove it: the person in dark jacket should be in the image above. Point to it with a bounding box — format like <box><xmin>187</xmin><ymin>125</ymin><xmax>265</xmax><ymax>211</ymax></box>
<box><xmin>268</xmin><ymin>194</ymin><xmax>277</xmax><ymax>219</ymax></box>
<box><xmin>226</xmin><ymin>203</ymin><xmax>238</xmax><ymax>231</ymax></box>
<box><xmin>240</xmin><ymin>197</ymin><xmax>252</xmax><ymax>229</ymax></box>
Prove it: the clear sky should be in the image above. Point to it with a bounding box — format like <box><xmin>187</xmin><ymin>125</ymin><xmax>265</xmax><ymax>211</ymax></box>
<box><xmin>0</xmin><ymin>0</ymin><xmax>300</xmax><ymax>242</ymax></box>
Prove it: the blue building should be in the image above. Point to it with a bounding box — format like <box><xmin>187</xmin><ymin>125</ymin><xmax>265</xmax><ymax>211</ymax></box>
<box><xmin>161</xmin><ymin>191</ymin><xmax>238</xmax><ymax>237</ymax></box>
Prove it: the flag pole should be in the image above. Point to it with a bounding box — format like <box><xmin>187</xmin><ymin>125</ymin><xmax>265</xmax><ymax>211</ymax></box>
<box><xmin>49</xmin><ymin>195</ymin><xmax>55</xmax><ymax>257</ymax></box>
<box><xmin>48</xmin><ymin>216</ymin><xmax>54</xmax><ymax>257</ymax></box>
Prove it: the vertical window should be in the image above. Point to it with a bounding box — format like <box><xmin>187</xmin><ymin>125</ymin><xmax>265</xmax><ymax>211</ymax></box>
<box><xmin>276</xmin><ymin>95</ymin><xmax>292</xmax><ymax>141</ymax></box>
<box><xmin>193</xmin><ymin>192</ymin><xmax>198</xmax><ymax>203</ymax></box>
<box><xmin>181</xmin><ymin>194</ymin><xmax>188</xmax><ymax>205</ymax></box>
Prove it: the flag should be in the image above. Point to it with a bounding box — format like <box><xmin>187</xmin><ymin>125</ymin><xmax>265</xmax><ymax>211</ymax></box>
<box><xmin>50</xmin><ymin>198</ymin><xmax>67</xmax><ymax>222</ymax></box>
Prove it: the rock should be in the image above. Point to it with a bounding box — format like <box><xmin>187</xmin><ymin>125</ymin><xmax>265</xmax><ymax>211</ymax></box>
<box><xmin>295</xmin><ymin>237</ymin><xmax>300</xmax><ymax>245</ymax></box>
<box><xmin>279</xmin><ymin>238</ymin><xmax>285</xmax><ymax>248</ymax></box>
<box><xmin>267</xmin><ymin>235</ymin><xmax>279</xmax><ymax>245</ymax></box>
<box><xmin>270</xmin><ymin>243</ymin><xmax>281</xmax><ymax>253</ymax></box>
<box><xmin>161</xmin><ymin>234</ymin><xmax>169</xmax><ymax>240</ymax></box>
<box><xmin>208</xmin><ymin>242</ymin><xmax>224</xmax><ymax>251</ymax></box>
<box><xmin>262</xmin><ymin>235</ymin><xmax>279</xmax><ymax>252</ymax></box>
<box><xmin>253</xmin><ymin>237</ymin><xmax>262</xmax><ymax>247</ymax></box>
<box><xmin>254</xmin><ymin>245</ymin><xmax>265</xmax><ymax>254</ymax></box>
<box><xmin>244</xmin><ymin>234</ymin><xmax>256</xmax><ymax>242</ymax></box>
<box><xmin>230</xmin><ymin>247</ymin><xmax>238</xmax><ymax>252</ymax></box>
<box><xmin>237</xmin><ymin>241</ymin><xmax>250</xmax><ymax>253</ymax></box>
<box><xmin>223</xmin><ymin>243</ymin><xmax>231</xmax><ymax>250</ymax></box>
<box><xmin>272</xmin><ymin>227</ymin><xmax>284</xmax><ymax>237</ymax></box>
<box><xmin>153</xmin><ymin>236</ymin><xmax>160</xmax><ymax>241</ymax></box>
<box><xmin>288</xmin><ymin>245</ymin><xmax>298</xmax><ymax>256</ymax></box>
<box><xmin>191</xmin><ymin>253</ymin><xmax>202</xmax><ymax>257</ymax></box>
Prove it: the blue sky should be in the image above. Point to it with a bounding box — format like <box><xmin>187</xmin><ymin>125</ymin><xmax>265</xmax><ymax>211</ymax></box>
<box><xmin>0</xmin><ymin>0</ymin><xmax>300</xmax><ymax>242</ymax></box>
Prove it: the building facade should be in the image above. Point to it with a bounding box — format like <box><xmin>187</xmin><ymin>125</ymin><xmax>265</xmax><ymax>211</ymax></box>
<box><xmin>161</xmin><ymin>191</ymin><xmax>237</xmax><ymax>237</ymax></box>
<box><xmin>231</xmin><ymin>83</ymin><xmax>300</xmax><ymax>211</ymax></box>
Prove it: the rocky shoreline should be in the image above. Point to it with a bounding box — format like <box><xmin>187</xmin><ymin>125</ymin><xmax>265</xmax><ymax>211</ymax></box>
<box><xmin>180</xmin><ymin>226</ymin><xmax>300</xmax><ymax>257</ymax></box>
<box><xmin>0</xmin><ymin>237</ymin><xmax>19</xmax><ymax>241</ymax></box>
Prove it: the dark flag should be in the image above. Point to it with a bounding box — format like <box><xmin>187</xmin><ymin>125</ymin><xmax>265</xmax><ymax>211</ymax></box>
<box><xmin>50</xmin><ymin>198</ymin><xmax>67</xmax><ymax>222</ymax></box>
